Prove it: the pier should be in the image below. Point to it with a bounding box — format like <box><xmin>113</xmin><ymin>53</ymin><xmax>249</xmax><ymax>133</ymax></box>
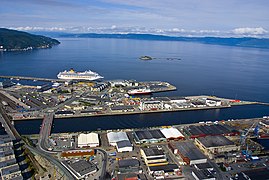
<box><xmin>0</xmin><ymin>75</ymin><xmax>66</xmax><ymax>83</ymax></box>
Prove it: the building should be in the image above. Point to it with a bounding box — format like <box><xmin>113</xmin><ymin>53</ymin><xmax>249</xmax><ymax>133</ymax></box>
<box><xmin>194</xmin><ymin>163</ymin><xmax>214</xmax><ymax>171</ymax></box>
<box><xmin>140</xmin><ymin>147</ymin><xmax>168</xmax><ymax>167</ymax></box>
<box><xmin>77</xmin><ymin>133</ymin><xmax>99</xmax><ymax>148</ymax></box>
<box><xmin>260</xmin><ymin>120</ymin><xmax>269</xmax><ymax>128</ymax></box>
<box><xmin>116</xmin><ymin>140</ymin><xmax>133</xmax><ymax>152</ymax></box>
<box><xmin>195</xmin><ymin>135</ymin><xmax>240</xmax><ymax>162</ymax></box>
<box><xmin>118</xmin><ymin>159</ymin><xmax>140</xmax><ymax>174</ymax></box>
<box><xmin>61</xmin><ymin>149</ymin><xmax>95</xmax><ymax>158</ymax></box>
<box><xmin>192</xmin><ymin>169</ymin><xmax>216</xmax><ymax>180</ymax></box>
<box><xmin>148</xmin><ymin>164</ymin><xmax>180</xmax><ymax>178</ymax></box>
<box><xmin>205</xmin><ymin>98</ymin><xmax>222</xmax><ymax>107</ymax></box>
<box><xmin>133</xmin><ymin>129</ymin><xmax>166</xmax><ymax>144</ymax></box>
<box><xmin>168</xmin><ymin>141</ymin><xmax>207</xmax><ymax>165</ymax></box>
<box><xmin>183</xmin><ymin>124</ymin><xmax>239</xmax><ymax>139</ymax></box>
<box><xmin>62</xmin><ymin>160</ymin><xmax>97</xmax><ymax>179</ymax></box>
<box><xmin>107</xmin><ymin>132</ymin><xmax>130</xmax><ymax>146</ymax></box>
<box><xmin>169</xmin><ymin>97</ymin><xmax>187</xmax><ymax>103</ymax></box>
<box><xmin>160</xmin><ymin>127</ymin><xmax>185</xmax><ymax>141</ymax></box>
<box><xmin>110</xmin><ymin>106</ymin><xmax>135</xmax><ymax>113</ymax></box>
<box><xmin>139</xmin><ymin>100</ymin><xmax>164</xmax><ymax>111</ymax></box>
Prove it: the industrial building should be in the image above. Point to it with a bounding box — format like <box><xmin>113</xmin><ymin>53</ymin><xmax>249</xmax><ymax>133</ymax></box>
<box><xmin>168</xmin><ymin>97</ymin><xmax>187</xmax><ymax>103</ymax></box>
<box><xmin>118</xmin><ymin>159</ymin><xmax>141</xmax><ymax>174</ymax></box>
<box><xmin>192</xmin><ymin>169</ymin><xmax>216</xmax><ymax>180</ymax></box>
<box><xmin>110</xmin><ymin>106</ymin><xmax>135</xmax><ymax>113</ymax></box>
<box><xmin>183</xmin><ymin>124</ymin><xmax>239</xmax><ymax>138</ymax></box>
<box><xmin>139</xmin><ymin>100</ymin><xmax>164</xmax><ymax>111</ymax></box>
<box><xmin>133</xmin><ymin>129</ymin><xmax>166</xmax><ymax>144</ymax></box>
<box><xmin>205</xmin><ymin>98</ymin><xmax>222</xmax><ymax>107</ymax></box>
<box><xmin>160</xmin><ymin>127</ymin><xmax>185</xmax><ymax>141</ymax></box>
<box><xmin>116</xmin><ymin>140</ymin><xmax>133</xmax><ymax>152</ymax></box>
<box><xmin>195</xmin><ymin>135</ymin><xmax>240</xmax><ymax>162</ymax></box>
<box><xmin>62</xmin><ymin>160</ymin><xmax>97</xmax><ymax>179</ymax></box>
<box><xmin>260</xmin><ymin>120</ymin><xmax>269</xmax><ymax>128</ymax></box>
<box><xmin>77</xmin><ymin>133</ymin><xmax>99</xmax><ymax>148</ymax></box>
<box><xmin>168</xmin><ymin>141</ymin><xmax>207</xmax><ymax>165</ymax></box>
<box><xmin>148</xmin><ymin>164</ymin><xmax>180</xmax><ymax>177</ymax></box>
<box><xmin>107</xmin><ymin>131</ymin><xmax>130</xmax><ymax>146</ymax></box>
<box><xmin>140</xmin><ymin>147</ymin><xmax>168</xmax><ymax>167</ymax></box>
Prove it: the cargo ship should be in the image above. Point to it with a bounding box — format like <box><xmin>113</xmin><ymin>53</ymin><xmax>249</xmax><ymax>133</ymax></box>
<box><xmin>57</xmin><ymin>68</ymin><xmax>103</xmax><ymax>81</ymax></box>
<box><xmin>128</xmin><ymin>88</ymin><xmax>152</xmax><ymax>95</ymax></box>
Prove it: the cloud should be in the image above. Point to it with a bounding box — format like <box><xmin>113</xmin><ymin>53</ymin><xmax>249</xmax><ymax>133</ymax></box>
<box><xmin>7</xmin><ymin>26</ymin><xmax>269</xmax><ymax>38</ymax></box>
<box><xmin>232</xmin><ymin>27</ymin><xmax>268</xmax><ymax>35</ymax></box>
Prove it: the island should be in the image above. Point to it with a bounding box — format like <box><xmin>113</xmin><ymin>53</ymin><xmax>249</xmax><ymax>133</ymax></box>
<box><xmin>0</xmin><ymin>28</ymin><xmax>60</xmax><ymax>51</ymax></box>
<box><xmin>139</xmin><ymin>55</ymin><xmax>153</xmax><ymax>60</ymax></box>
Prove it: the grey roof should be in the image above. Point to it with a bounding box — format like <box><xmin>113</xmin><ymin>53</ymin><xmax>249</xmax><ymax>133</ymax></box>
<box><xmin>149</xmin><ymin>164</ymin><xmax>179</xmax><ymax>172</ymax></box>
<box><xmin>142</xmin><ymin>147</ymin><xmax>165</xmax><ymax>157</ymax></box>
<box><xmin>170</xmin><ymin>141</ymin><xmax>207</xmax><ymax>161</ymax></box>
<box><xmin>116</xmin><ymin>140</ymin><xmax>132</xmax><ymax>148</ymax></box>
<box><xmin>197</xmin><ymin>135</ymin><xmax>235</xmax><ymax>148</ymax></box>
<box><xmin>118</xmin><ymin>159</ymin><xmax>139</xmax><ymax>168</ymax></box>
<box><xmin>185</xmin><ymin>124</ymin><xmax>238</xmax><ymax>136</ymax></box>
<box><xmin>111</xmin><ymin>106</ymin><xmax>134</xmax><ymax>111</ymax></box>
<box><xmin>1</xmin><ymin>164</ymin><xmax>21</xmax><ymax>175</ymax></box>
<box><xmin>63</xmin><ymin>160</ymin><xmax>97</xmax><ymax>176</ymax></box>
<box><xmin>134</xmin><ymin>129</ymin><xmax>165</xmax><ymax>140</ymax></box>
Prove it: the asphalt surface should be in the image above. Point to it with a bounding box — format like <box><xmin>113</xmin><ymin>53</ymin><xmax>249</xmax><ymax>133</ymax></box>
<box><xmin>96</xmin><ymin>148</ymin><xmax>108</xmax><ymax>180</ymax></box>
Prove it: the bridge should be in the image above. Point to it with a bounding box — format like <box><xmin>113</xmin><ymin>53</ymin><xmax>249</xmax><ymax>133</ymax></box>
<box><xmin>39</xmin><ymin>113</ymin><xmax>54</xmax><ymax>151</ymax></box>
<box><xmin>0</xmin><ymin>75</ymin><xmax>66</xmax><ymax>83</ymax></box>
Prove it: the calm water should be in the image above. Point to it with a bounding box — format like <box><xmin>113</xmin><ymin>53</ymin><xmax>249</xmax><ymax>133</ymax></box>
<box><xmin>1</xmin><ymin>38</ymin><xmax>269</xmax><ymax>134</ymax></box>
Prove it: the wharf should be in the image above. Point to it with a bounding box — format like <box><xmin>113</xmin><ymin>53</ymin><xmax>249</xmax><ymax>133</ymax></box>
<box><xmin>0</xmin><ymin>75</ymin><xmax>66</xmax><ymax>83</ymax></box>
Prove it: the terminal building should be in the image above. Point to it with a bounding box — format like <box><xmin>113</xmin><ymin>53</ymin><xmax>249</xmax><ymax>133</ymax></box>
<box><xmin>160</xmin><ymin>127</ymin><xmax>185</xmax><ymax>141</ymax></box>
<box><xmin>168</xmin><ymin>141</ymin><xmax>207</xmax><ymax>165</ymax></box>
<box><xmin>77</xmin><ymin>133</ymin><xmax>99</xmax><ymax>148</ymax></box>
<box><xmin>133</xmin><ymin>129</ymin><xmax>166</xmax><ymax>144</ymax></box>
<box><xmin>195</xmin><ymin>135</ymin><xmax>240</xmax><ymax>163</ymax></box>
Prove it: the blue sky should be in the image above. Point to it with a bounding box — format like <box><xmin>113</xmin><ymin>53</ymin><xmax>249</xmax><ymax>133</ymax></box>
<box><xmin>1</xmin><ymin>0</ymin><xmax>269</xmax><ymax>37</ymax></box>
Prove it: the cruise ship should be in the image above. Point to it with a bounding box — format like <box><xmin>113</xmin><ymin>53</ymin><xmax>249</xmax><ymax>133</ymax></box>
<box><xmin>57</xmin><ymin>69</ymin><xmax>103</xmax><ymax>81</ymax></box>
<box><xmin>128</xmin><ymin>88</ymin><xmax>152</xmax><ymax>95</ymax></box>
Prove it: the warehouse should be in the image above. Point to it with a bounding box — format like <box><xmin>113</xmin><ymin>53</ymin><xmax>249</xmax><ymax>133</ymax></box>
<box><xmin>183</xmin><ymin>124</ymin><xmax>239</xmax><ymax>138</ymax></box>
<box><xmin>77</xmin><ymin>133</ymin><xmax>99</xmax><ymax>148</ymax></box>
<box><xmin>205</xmin><ymin>98</ymin><xmax>222</xmax><ymax>107</ymax></box>
<box><xmin>116</xmin><ymin>140</ymin><xmax>133</xmax><ymax>152</ymax></box>
<box><xmin>118</xmin><ymin>159</ymin><xmax>140</xmax><ymax>174</ymax></box>
<box><xmin>139</xmin><ymin>100</ymin><xmax>164</xmax><ymax>111</ymax></box>
<box><xmin>107</xmin><ymin>131</ymin><xmax>130</xmax><ymax>146</ymax></box>
<box><xmin>110</xmin><ymin>105</ymin><xmax>135</xmax><ymax>113</ymax></box>
<box><xmin>62</xmin><ymin>160</ymin><xmax>97</xmax><ymax>179</ymax></box>
<box><xmin>133</xmin><ymin>129</ymin><xmax>166</xmax><ymax>144</ymax></box>
<box><xmin>192</xmin><ymin>169</ymin><xmax>216</xmax><ymax>180</ymax></box>
<box><xmin>160</xmin><ymin>127</ymin><xmax>185</xmax><ymax>141</ymax></box>
<box><xmin>169</xmin><ymin>97</ymin><xmax>187</xmax><ymax>103</ymax></box>
<box><xmin>195</xmin><ymin>135</ymin><xmax>240</xmax><ymax>160</ymax></box>
<box><xmin>168</xmin><ymin>141</ymin><xmax>207</xmax><ymax>165</ymax></box>
<box><xmin>148</xmin><ymin>164</ymin><xmax>180</xmax><ymax>177</ymax></box>
<box><xmin>140</xmin><ymin>147</ymin><xmax>168</xmax><ymax>167</ymax></box>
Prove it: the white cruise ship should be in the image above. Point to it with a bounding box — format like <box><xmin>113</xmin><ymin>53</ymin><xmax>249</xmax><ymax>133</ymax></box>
<box><xmin>57</xmin><ymin>69</ymin><xmax>103</xmax><ymax>80</ymax></box>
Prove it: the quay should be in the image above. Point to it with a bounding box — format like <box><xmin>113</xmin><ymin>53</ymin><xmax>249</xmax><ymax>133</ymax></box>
<box><xmin>0</xmin><ymin>75</ymin><xmax>66</xmax><ymax>83</ymax></box>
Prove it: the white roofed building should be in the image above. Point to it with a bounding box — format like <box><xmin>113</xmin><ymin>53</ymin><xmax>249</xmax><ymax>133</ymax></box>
<box><xmin>160</xmin><ymin>127</ymin><xmax>185</xmax><ymax>141</ymax></box>
<box><xmin>107</xmin><ymin>132</ymin><xmax>129</xmax><ymax>146</ymax></box>
<box><xmin>78</xmin><ymin>133</ymin><xmax>99</xmax><ymax>148</ymax></box>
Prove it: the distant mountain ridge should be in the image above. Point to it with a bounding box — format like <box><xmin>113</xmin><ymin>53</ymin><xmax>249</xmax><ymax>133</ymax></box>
<box><xmin>59</xmin><ymin>33</ymin><xmax>269</xmax><ymax>49</ymax></box>
<box><xmin>0</xmin><ymin>28</ymin><xmax>60</xmax><ymax>51</ymax></box>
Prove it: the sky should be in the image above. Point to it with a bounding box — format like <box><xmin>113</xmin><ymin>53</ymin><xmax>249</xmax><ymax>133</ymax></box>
<box><xmin>1</xmin><ymin>0</ymin><xmax>269</xmax><ymax>37</ymax></box>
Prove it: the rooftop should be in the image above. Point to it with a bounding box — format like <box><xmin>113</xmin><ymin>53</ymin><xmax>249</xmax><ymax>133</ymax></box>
<box><xmin>185</xmin><ymin>124</ymin><xmax>238</xmax><ymax>136</ymax></box>
<box><xmin>134</xmin><ymin>129</ymin><xmax>165</xmax><ymax>140</ymax></box>
<box><xmin>160</xmin><ymin>127</ymin><xmax>184</xmax><ymax>139</ymax></box>
<box><xmin>170</xmin><ymin>141</ymin><xmax>207</xmax><ymax>161</ymax></box>
<box><xmin>118</xmin><ymin>159</ymin><xmax>140</xmax><ymax>168</ymax></box>
<box><xmin>116</xmin><ymin>140</ymin><xmax>132</xmax><ymax>148</ymax></box>
<box><xmin>149</xmin><ymin>164</ymin><xmax>179</xmax><ymax>172</ymax></box>
<box><xmin>142</xmin><ymin>147</ymin><xmax>165</xmax><ymax>157</ymax></box>
<box><xmin>107</xmin><ymin>131</ymin><xmax>129</xmax><ymax>143</ymax></box>
<box><xmin>197</xmin><ymin>135</ymin><xmax>235</xmax><ymax>148</ymax></box>
<box><xmin>62</xmin><ymin>160</ymin><xmax>97</xmax><ymax>177</ymax></box>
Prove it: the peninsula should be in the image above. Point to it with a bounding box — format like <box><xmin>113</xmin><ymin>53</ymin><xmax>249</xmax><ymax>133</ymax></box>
<box><xmin>0</xmin><ymin>28</ymin><xmax>60</xmax><ymax>51</ymax></box>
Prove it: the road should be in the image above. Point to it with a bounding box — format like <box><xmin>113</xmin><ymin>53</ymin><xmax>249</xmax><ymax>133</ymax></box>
<box><xmin>96</xmin><ymin>148</ymin><xmax>108</xmax><ymax>180</ymax></box>
<box><xmin>39</xmin><ymin>113</ymin><xmax>54</xmax><ymax>152</ymax></box>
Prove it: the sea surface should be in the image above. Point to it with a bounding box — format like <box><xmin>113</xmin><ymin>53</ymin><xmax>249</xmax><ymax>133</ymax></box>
<box><xmin>0</xmin><ymin>38</ymin><xmax>269</xmax><ymax>134</ymax></box>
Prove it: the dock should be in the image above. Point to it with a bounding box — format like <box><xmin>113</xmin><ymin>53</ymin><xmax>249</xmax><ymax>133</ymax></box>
<box><xmin>0</xmin><ymin>75</ymin><xmax>66</xmax><ymax>83</ymax></box>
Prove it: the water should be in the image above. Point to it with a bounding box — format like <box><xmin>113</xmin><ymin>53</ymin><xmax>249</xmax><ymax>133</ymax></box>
<box><xmin>1</xmin><ymin>38</ymin><xmax>269</xmax><ymax>134</ymax></box>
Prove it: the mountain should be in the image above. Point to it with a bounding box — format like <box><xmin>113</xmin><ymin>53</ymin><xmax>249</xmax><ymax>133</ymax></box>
<box><xmin>0</xmin><ymin>28</ymin><xmax>60</xmax><ymax>51</ymax></box>
<box><xmin>59</xmin><ymin>33</ymin><xmax>269</xmax><ymax>49</ymax></box>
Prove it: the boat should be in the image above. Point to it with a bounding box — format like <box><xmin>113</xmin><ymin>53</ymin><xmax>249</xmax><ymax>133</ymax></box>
<box><xmin>57</xmin><ymin>68</ymin><xmax>103</xmax><ymax>81</ymax></box>
<box><xmin>128</xmin><ymin>88</ymin><xmax>152</xmax><ymax>95</ymax></box>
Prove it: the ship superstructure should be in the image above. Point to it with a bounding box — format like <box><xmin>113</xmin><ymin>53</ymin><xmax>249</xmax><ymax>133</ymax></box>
<box><xmin>57</xmin><ymin>69</ymin><xmax>103</xmax><ymax>81</ymax></box>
